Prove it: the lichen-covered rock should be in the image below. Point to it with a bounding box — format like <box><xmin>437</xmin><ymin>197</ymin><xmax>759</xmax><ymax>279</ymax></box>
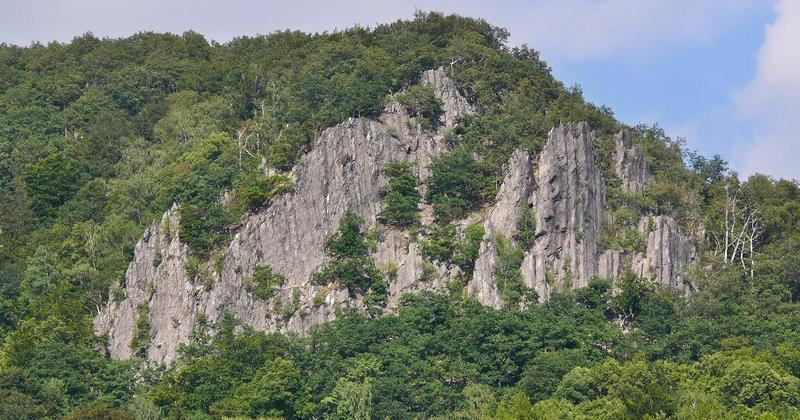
<box><xmin>632</xmin><ymin>216</ymin><xmax>697</xmax><ymax>293</ymax></box>
<box><xmin>614</xmin><ymin>129</ymin><xmax>653</xmax><ymax>193</ymax></box>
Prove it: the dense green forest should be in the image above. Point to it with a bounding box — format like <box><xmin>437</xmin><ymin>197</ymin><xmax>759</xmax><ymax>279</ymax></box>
<box><xmin>1</xmin><ymin>11</ymin><xmax>800</xmax><ymax>419</ymax></box>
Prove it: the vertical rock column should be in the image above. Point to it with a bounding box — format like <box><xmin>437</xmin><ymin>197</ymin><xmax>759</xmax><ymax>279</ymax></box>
<box><xmin>521</xmin><ymin>123</ymin><xmax>606</xmax><ymax>300</ymax></box>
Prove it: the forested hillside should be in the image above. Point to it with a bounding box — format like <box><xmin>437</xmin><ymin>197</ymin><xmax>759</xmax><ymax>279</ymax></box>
<box><xmin>1</xmin><ymin>12</ymin><xmax>800</xmax><ymax>419</ymax></box>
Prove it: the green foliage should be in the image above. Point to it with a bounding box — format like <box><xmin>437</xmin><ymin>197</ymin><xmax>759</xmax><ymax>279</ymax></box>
<box><xmin>245</xmin><ymin>265</ymin><xmax>286</xmax><ymax>300</ymax></box>
<box><xmin>0</xmin><ymin>368</ymin><xmax>64</xmax><ymax>419</ymax></box>
<box><xmin>515</xmin><ymin>204</ymin><xmax>536</xmax><ymax>250</ymax></box>
<box><xmin>2</xmin><ymin>13</ymin><xmax>800</xmax><ymax>420</ymax></box>
<box><xmin>131</xmin><ymin>302</ymin><xmax>151</xmax><ymax>358</ymax></box>
<box><xmin>611</xmin><ymin>272</ymin><xmax>653</xmax><ymax>322</ymax></box>
<box><xmin>600</xmin><ymin>195</ymin><xmax>647</xmax><ymax>253</ymax></box>
<box><xmin>325</xmin><ymin>213</ymin><xmax>370</xmax><ymax>259</ymax></box>
<box><xmin>322</xmin><ymin>355</ymin><xmax>380</xmax><ymax>419</ymax></box>
<box><xmin>634</xmin><ymin>124</ymin><xmax>689</xmax><ymax>184</ymax></box>
<box><xmin>65</xmin><ymin>404</ymin><xmax>134</xmax><ymax>420</ymax></box>
<box><xmin>21</xmin><ymin>152</ymin><xmax>85</xmax><ymax>221</ymax></box>
<box><xmin>377</xmin><ymin>162</ymin><xmax>420</xmax><ymax>228</ymax></box>
<box><xmin>493</xmin><ymin>234</ymin><xmax>531</xmax><ymax>306</ymax></box>
<box><xmin>392</xmin><ymin>83</ymin><xmax>444</xmax><ymax>130</ymax></box>
<box><xmin>426</xmin><ymin>148</ymin><xmax>495</xmax><ymax>223</ymax></box>
<box><xmin>601</xmin><ymin>226</ymin><xmax>645</xmax><ymax>254</ymax></box>
<box><xmin>313</xmin><ymin>213</ymin><xmax>386</xmax><ymax>304</ymax></box>
<box><xmin>233</xmin><ymin>172</ymin><xmax>293</xmax><ymax>213</ymax></box>
<box><xmin>209</xmin><ymin>358</ymin><xmax>314</xmax><ymax>418</ymax></box>
<box><xmin>184</xmin><ymin>256</ymin><xmax>200</xmax><ymax>280</ymax></box>
<box><xmin>420</xmin><ymin>222</ymin><xmax>485</xmax><ymax>273</ymax></box>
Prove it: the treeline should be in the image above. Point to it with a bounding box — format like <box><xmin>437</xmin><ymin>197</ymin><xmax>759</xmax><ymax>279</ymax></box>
<box><xmin>1</xmin><ymin>10</ymin><xmax>800</xmax><ymax>419</ymax></box>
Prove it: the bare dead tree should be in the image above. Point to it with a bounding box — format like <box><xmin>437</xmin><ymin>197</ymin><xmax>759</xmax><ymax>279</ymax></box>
<box><xmin>714</xmin><ymin>184</ymin><xmax>761</xmax><ymax>279</ymax></box>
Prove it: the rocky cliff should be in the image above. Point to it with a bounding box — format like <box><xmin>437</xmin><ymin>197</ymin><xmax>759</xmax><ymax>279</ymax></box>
<box><xmin>95</xmin><ymin>69</ymin><xmax>468</xmax><ymax>364</ymax></box>
<box><xmin>467</xmin><ymin>123</ymin><xmax>694</xmax><ymax>306</ymax></box>
<box><xmin>95</xmin><ymin>69</ymin><xmax>697</xmax><ymax>364</ymax></box>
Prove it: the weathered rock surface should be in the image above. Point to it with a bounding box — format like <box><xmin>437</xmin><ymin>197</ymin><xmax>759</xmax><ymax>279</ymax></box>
<box><xmin>469</xmin><ymin>123</ymin><xmax>607</xmax><ymax>306</ymax></box>
<box><xmin>470</xmin><ymin>149</ymin><xmax>534</xmax><ymax>307</ymax></box>
<box><xmin>95</xmin><ymin>69</ymin><xmax>471</xmax><ymax>364</ymax></box>
<box><xmin>466</xmin><ymin>124</ymin><xmax>696</xmax><ymax>307</ymax></box>
<box><xmin>94</xmin><ymin>205</ymin><xmax>192</xmax><ymax>362</ymax></box>
<box><xmin>522</xmin><ymin>123</ymin><xmax>607</xmax><ymax>299</ymax></box>
<box><xmin>614</xmin><ymin>129</ymin><xmax>653</xmax><ymax>193</ymax></box>
<box><xmin>632</xmin><ymin>216</ymin><xmax>697</xmax><ymax>293</ymax></box>
<box><xmin>421</xmin><ymin>67</ymin><xmax>474</xmax><ymax>127</ymax></box>
<box><xmin>95</xmin><ymin>69</ymin><xmax>698</xmax><ymax>364</ymax></box>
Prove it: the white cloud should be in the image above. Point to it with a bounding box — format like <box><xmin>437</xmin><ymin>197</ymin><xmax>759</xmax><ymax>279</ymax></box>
<box><xmin>0</xmin><ymin>0</ymin><xmax>760</xmax><ymax>58</ymax></box>
<box><xmin>502</xmin><ymin>0</ymin><xmax>758</xmax><ymax>61</ymax></box>
<box><xmin>735</xmin><ymin>0</ymin><xmax>800</xmax><ymax>180</ymax></box>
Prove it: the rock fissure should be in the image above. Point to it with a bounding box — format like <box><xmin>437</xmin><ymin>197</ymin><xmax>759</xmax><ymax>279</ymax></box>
<box><xmin>95</xmin><ymin>69</ymin><xmax>697</xmax><ymax>364</ymax></box>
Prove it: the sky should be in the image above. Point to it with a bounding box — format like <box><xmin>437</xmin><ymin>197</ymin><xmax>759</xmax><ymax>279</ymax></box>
<box><xmin>0</xmin><ymin>0</ymin><xmax>797</xmax><ymax>180</ymax></box>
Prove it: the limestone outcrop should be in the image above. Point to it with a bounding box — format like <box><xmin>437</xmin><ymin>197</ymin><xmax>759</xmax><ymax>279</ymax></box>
<box><xmin>95</xmin><ymin>69</ymin><xmax>698</xmax><ymax>364</ymax></box>
<box><xmin>470</xmin><ymin>149</ymin><xmax>534</xmax><ymax>307</ymax></box>
<box><xmin>632</xmin><ymin>216</ymin><xmax>696</xmax><ymax>293</ymax></box>
<box><xmin>95</xmin><ymin>68</ymin><xmax>471</xmax><ymax>364</ymax></box>
<box><xmin>466</xmin><ymin>124</ymin><xmax>695</xmax><ymax>307</ymax></box>
<box><xmin>469</xmin><ymin>123</ymin><xmax>607</xmax><ymax>305</ymax></box>
<box><xmin>614</xmin><ymin>129</ymin><xmax>653</xmax><ymax>193</ymax></box>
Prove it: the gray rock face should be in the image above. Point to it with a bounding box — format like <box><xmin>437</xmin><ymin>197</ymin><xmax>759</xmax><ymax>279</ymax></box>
<box><xmin>632</xmin><ymin>216</ymin><xmax>696</xmax><ymax>293</ymax></box>
<box><xmin>469</xmin><ymin>123</ymin><xmax>606</xmax><ymax>305</ymax></box>
<box><xmin>95</xmin><ymin>70</ymin><xmax>471</xmax><ymax>364</ymax></box>
<box><xmin>93</xmin><ymin>205</ymin><xmax>192</xmax><ymax>362</ymax></box>
<box><xmin>95</xmin><ymin>70</ymin><xmax>698</xmax><ymax>364</ymax></box>
<box><xmin>598</xmin><ymin>249</ymin><xmax>622</xmax><ymax>282</ymax></box>
<box><xmin>470</xmin><ymin>149</ymin><xmax>534</xmax><ymax>307</ymax></box>
<box><xmin>614</xmin><ymin>129</ymin><xmax>653</xmax><ymax>193</ymax></box>
<box><xmin>521</xmin><ymin>123</ymin><xmax>607</xmax><ymax>300</ymax></box>
<box><xmin>466</xmin><ymin>124</ymin><xmax>695</xmax><ymax>307</ymax></box>
<box><xmin>421</xmin><ymin>67</ymin><xmax>474</xmax><ymax>127</ymax></box>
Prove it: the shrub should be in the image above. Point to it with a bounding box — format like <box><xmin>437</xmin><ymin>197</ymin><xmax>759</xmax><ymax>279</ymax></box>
<box><xmin>515</xmin><ymin>204</ymin><xmax>536</xmax><ymax>249</ymax></box>
<box><xmin>233</xmin><ymin>172</ymin><xmax>293</xmax><ymax>213</ymax></box>
<box><xmin>493</xmin><ymin>234</ymin><xmax>529</xmax><ymax>306</ymax></box>
<box><xmin>185</xmin><ymin>256</ymin><xmax>200</xmax><ymax>280</ymax></box>
<box><xmin>392</xmin><ymin>84</ymin><xmax>444</xmax><ymax>130</ymax></box>
<box><xmin>377</xmin><ymin>162</ymin><xmax>420</xmax><ymax>228</ymax></box>
<box><xmin>421</xmin><ymin>222</ymin><xmax>486</xmax><ymax>274</ymax></box>
<box><xmin>452</xmin><ymin>222</ymin><xmax>486</xmax><ymax>272</ymax></box>
<box><xmin>426</xmin><ymin>148</ymin><xmax>496</xmax><ymax>223</ymax></box>
<box><xmin>245</xmin><ymin>265</ymin><xmax>286</xmax><ymax>300</ymax></box>
<box><xmin>178</xmin><ymin>202</ymin><xmax>231</xmax><ymax>259</ymax></box>
<box><xmin>313</xmin><ymin>213</ymin><xmax>387</xmax><ymax>304</ymax></box>
<box><xmin>131</xmin><ymin>302</ymin><xmax>151</xmax><ymax>358</ymax></box>
<box><xmin>325</xmin><ymin>213</ymin><xmax>370</xmax><ymax>258</ymax></box>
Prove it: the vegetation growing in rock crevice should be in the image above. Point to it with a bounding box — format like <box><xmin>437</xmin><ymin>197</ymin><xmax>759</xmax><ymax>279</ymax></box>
<box><xmin>313</xmin><ymin>213</ymin><xmax>387</xmax><ymax>305</ymax></box>
<box><xmin>131</xmin><ymin>302</ymin><xmax>151</xmax><ymax>358</ymax></box>
<box><xmin>420</xmin><ymin>222</ymin><xmax>485</xmax><ymax>273</ymax></box>
<box><xmin>232</xmin><ymin>173</ymin><xmax>293</xmax><ymax>215</ymax></box>
<box><xmin>493</xmin><ymin>234</ymin><xmax>530</xmax><ymax>306</ymax></box>
<box><xmin>377</xmin><ymin>162</ymin><xmax>420</xmax><ymax>228</ymax></box>
<box><xmin>391</xmin><ymin>84</ymin><xmax>444</xmax><ymax>130</ymax></box>
<box><xmin>2</xmin><ymin>11</ymin><xmax>800</xmax><ymax>420</ymax></box>
<box><xmin>515</xmin><ymin>204</ymin><xmax>536</xmax><ymax>250</ymax></box>
<box><xmin>425</xmin><ymin>148</ymin><xmax>496</xmax><ymax>223</ymax></box>
<box><xmin>245</xmin><ymin>265</ymin><xmax>286</xmax><ymax>300</ymax></box>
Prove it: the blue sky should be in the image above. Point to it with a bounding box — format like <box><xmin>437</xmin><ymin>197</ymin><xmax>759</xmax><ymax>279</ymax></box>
<box><xmin>1</xmin><ymin>0</ymin><xmax>797</xmax><ymax>179</ymax></box>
